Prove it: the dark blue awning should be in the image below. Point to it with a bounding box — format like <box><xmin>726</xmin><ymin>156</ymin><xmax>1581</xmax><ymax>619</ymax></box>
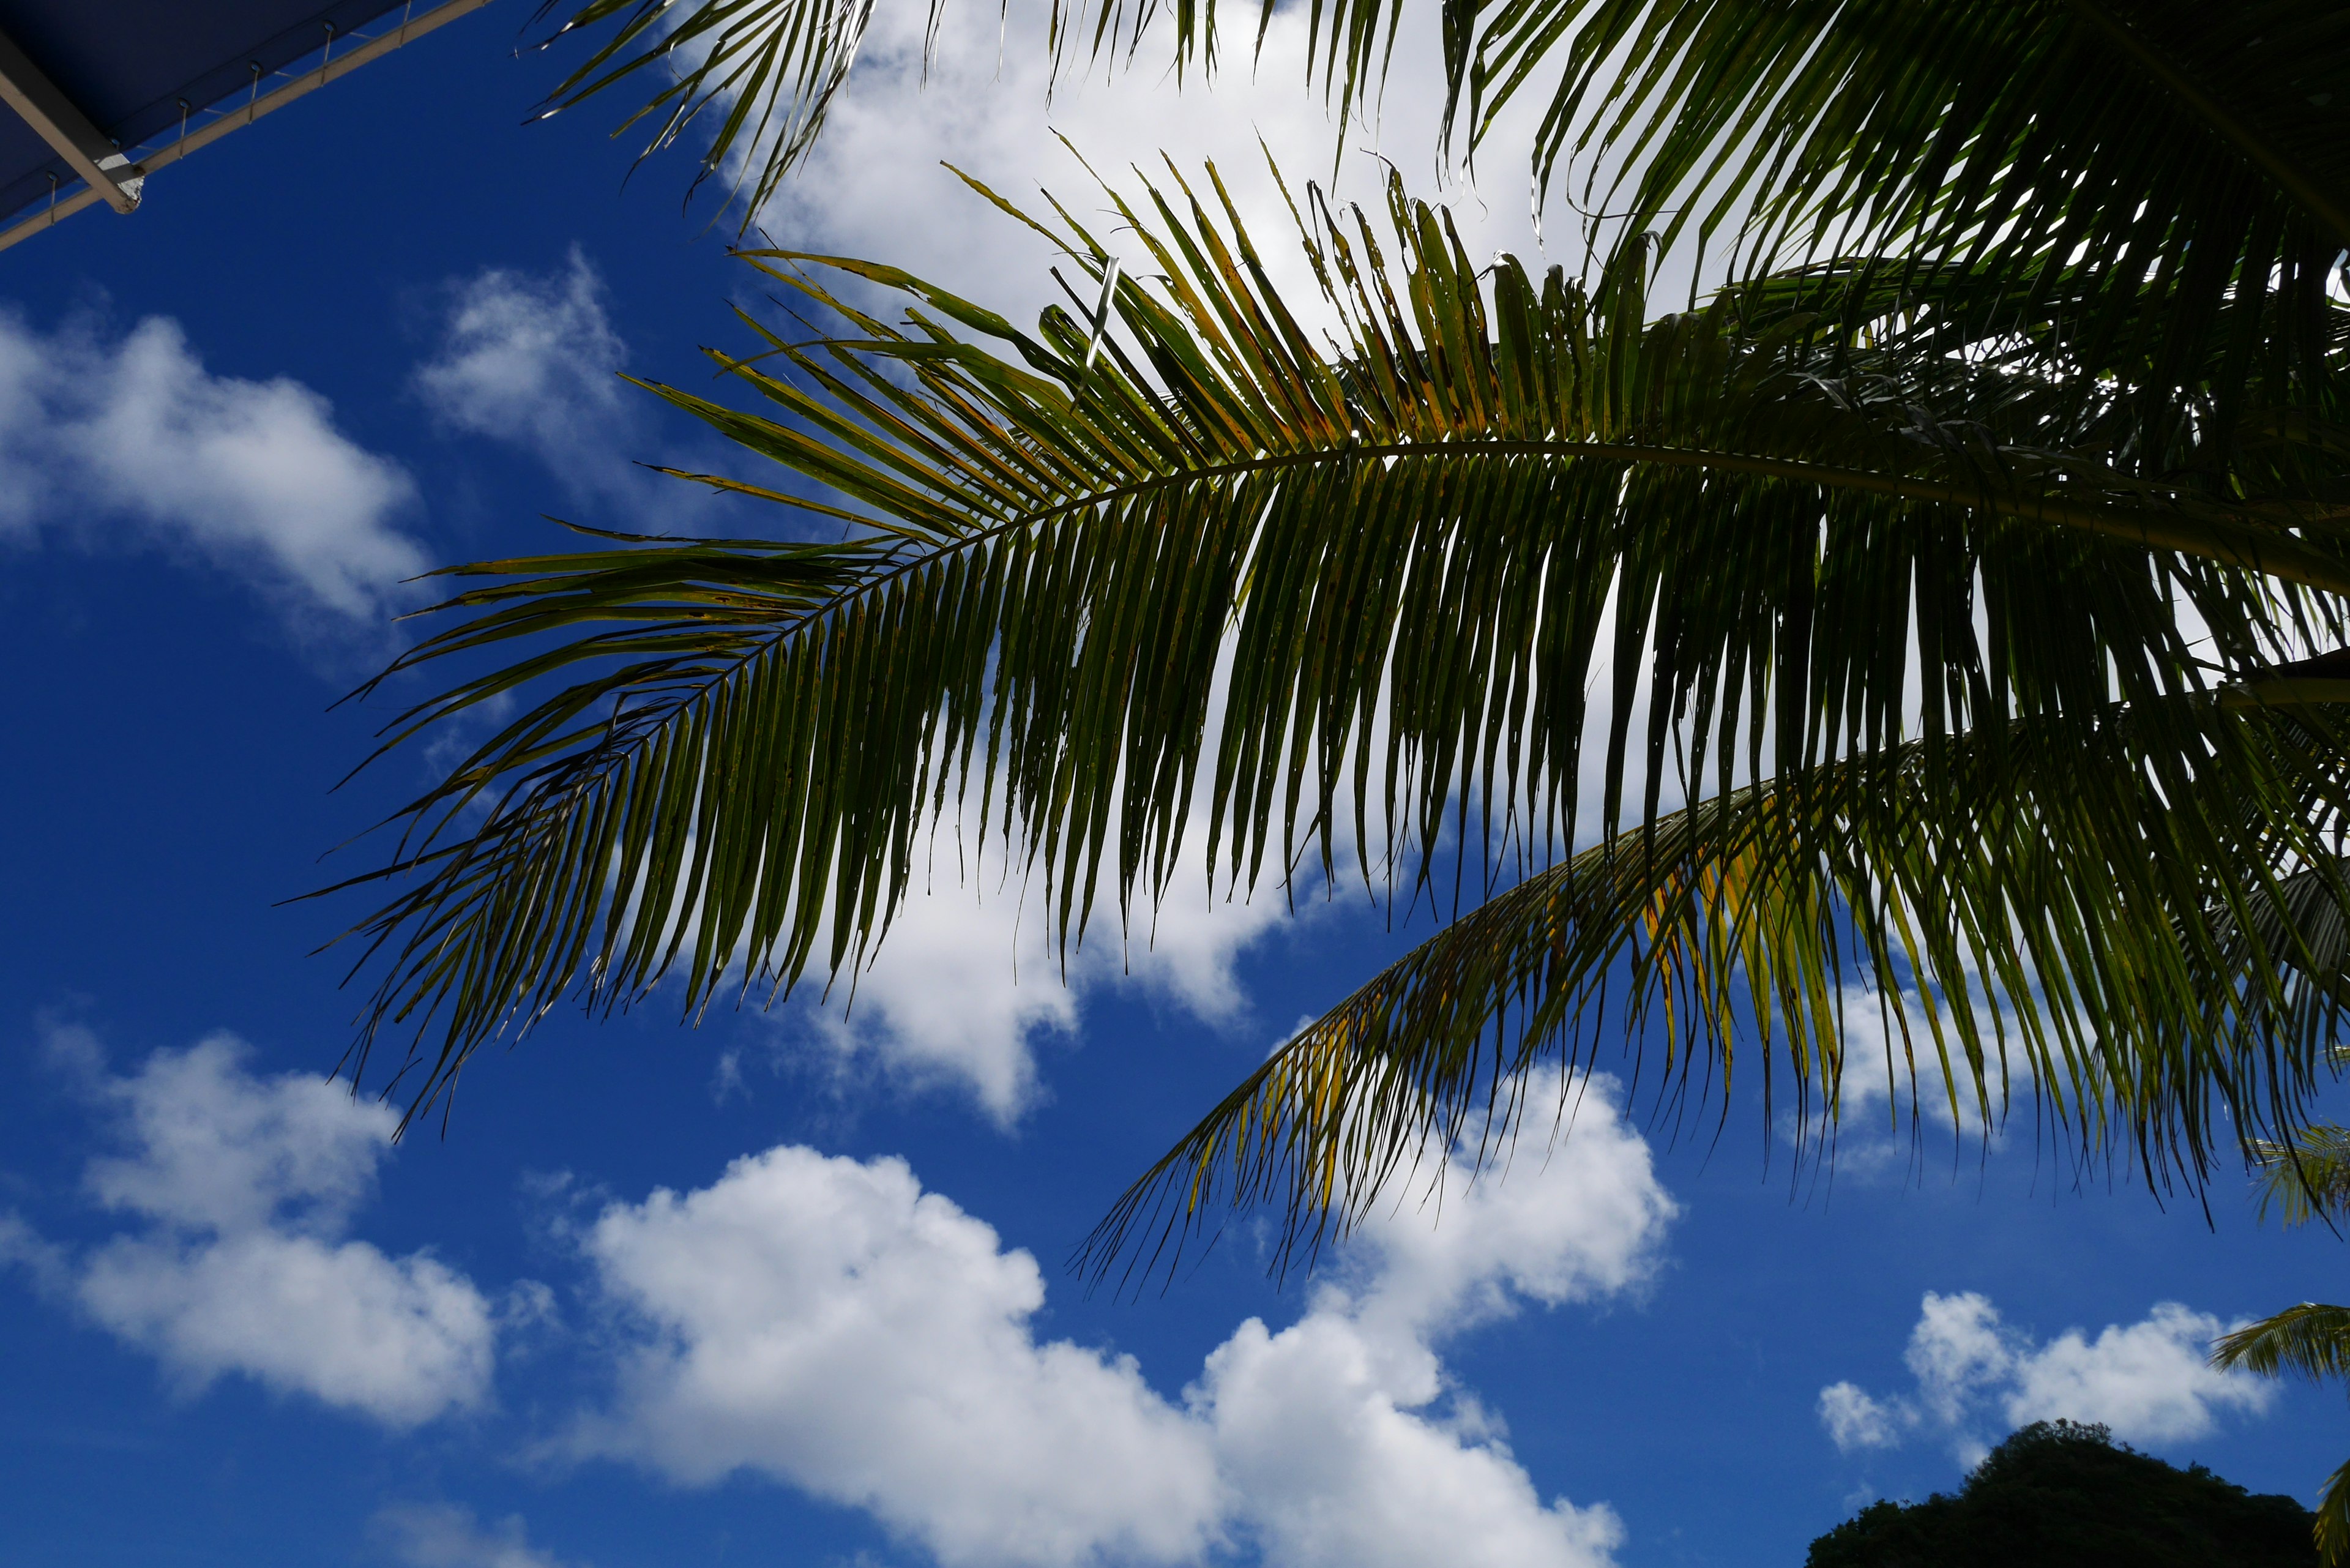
<box><xmin>0</xmin><ymin>0</ymin><xmax>487</xmax><ymax>233</ymax></box>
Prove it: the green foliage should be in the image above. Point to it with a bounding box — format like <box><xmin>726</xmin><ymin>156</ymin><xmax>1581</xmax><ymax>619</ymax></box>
<box><xmin>1806</xmin><ymin>1420</ymin><xmax>2317</xmax><ymax>1568</ymax></box>
<box><xmin>526</xmin><ymin>0</ymin><xmax>2350</xmax><ymax>408</ymax></box>
<box><xmin>526</xmin><ymin>0</ymin><xmax>879</xmax><ymax>220</ymax></box>
<box><xmin>2255</xmin><ymin>1122</ymin><xmax>2350</xmax><ymax>1225</ymax></box>
<box><xmin>322</xmin><ymin>149</ymin><xmax>2350</xmax><ymax>1274</ymax></box>
<box><xmin>2214</xmin><ymin>1301</ymin><xmax>2350</xmax><ymax>1564</ymax></box>
<box><xmin>1472</xmin><ymin>4</ymin><xmax>2349</xmax><ymax>404</ymax></box>
<box><xmin>339</xmin><ymin>0</ymin><xmax>2350</xmax><ymax>1292</ymax></box>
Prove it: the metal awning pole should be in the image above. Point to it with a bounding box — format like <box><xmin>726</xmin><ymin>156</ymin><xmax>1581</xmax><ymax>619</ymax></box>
<box><xmin>0</xmin><ymin>24</ymin><xmax>138</xmax><ymax>213</ymax></box>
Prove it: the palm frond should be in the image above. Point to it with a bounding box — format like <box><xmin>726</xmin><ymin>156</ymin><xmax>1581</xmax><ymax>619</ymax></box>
<box><xmin>2215</xmin><ymin>1301</ymin><xmax>2350</xmax><ymax>1564</ymax></box>
<box><xmin>2325</xmin><ymin>1457</ymin><xmax>2350</xmax><ymax>1568</ymax></box>
<box><xmin>2213</xmin><ymin>1300</ymin><xmax>2350</xmax><ymax>1383</ymax></box>
<box><xmin>2253</xmin><ymin>1121</ymin><xmax>2350</xmax><ymax>1225</ymax></box>
<box><xmin>523</xmin><ymin>0</ymin><xmax>2350</xmax><ymax>433</ymax></box>
<box><xmin>1082</xmin><ymin>704</ymin><xmax>2350</xmax><ymax>1282</ymax></box>
<box><xmin>528</xmin><ymin>0</ymin><xmax>882</xmax><ymax>221</ymax></box>
<box><xmin>319</xmin><ymin>162</ymin><xmax>2350</xmax><ymax>1215</ymax></box>
<box><xmin>1465</xmin><ymin>0</ymin><xmax>2350</xmax><ymax>425</ymax></box>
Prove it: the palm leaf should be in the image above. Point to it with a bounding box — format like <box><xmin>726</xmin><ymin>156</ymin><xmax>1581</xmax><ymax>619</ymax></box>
<box><xmin>2253</xmin><ymin>1119</ymin><xmax>2350</xmax><ymax>1225</ymax></box>
<box><xmin>521</xmin><ymin>0</ymin><xmax>2350</xmax><ymax>428</ymax></box>
<box><xmin>1083</xmin><ymin>704</ymin><xmax>2350</xmax><ymax>1281</ymax></box>
<box><xmin>319</xmin><ymin>163</ymin><xmax>2350</xmax><ymax>1245</ymax></box>
<box><xmin>1468</xmin><ymin>2</ymin><xmax>2350</xmax><ymax>425</ymax></box>
<box><xmin>526</xmin><ymin>0</ymin><xmax>882</xmax><ymax>220</ymax></box>
<box><xmin>2215</xmin><ymin>1301</ymin><xmax>2350</xmax><ymax>1564</ymax></box>
<box><xmin>2214</xmin><ymin>1300</ymin><xmax>2350</xmax><ymax>1384</ymax></box>
<box><xmin>2327</xmin><ymin>1458</ymin><xmax>2350</xmax><ymax>1568</ymax></box>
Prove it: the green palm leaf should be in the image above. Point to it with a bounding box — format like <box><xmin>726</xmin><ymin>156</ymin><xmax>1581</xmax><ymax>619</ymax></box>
<box><xmin>2213</xmin><ymin>1301</ymin><xmax>2350</xmax><ymax>1566</ymax></box>
<box><xmin>321</xmin><ymin>160</ymin><xmax>2350</xmax><ymax>1215</ymax></box>
<box><xmin>2252</xmin><ymin>1120</ymin><xmax>2350</xmax><ymax>1225</ymax></box>
<box><xmin>527</xmin><ymin>0</ymin><xmax>882</xmax><ymax>220</ymax></box>
<box><xmin>1469</xmin><ymin>1</ymin><xmax>2350</xmax><ymax>431</ymax></box>
<box><xmin>524</xmin><ymin>0</ymin><xmax>2350</xmax><ymax>424</ymax></box>
<box><xmin>1083</xmin><ymin>708</ymin><xmax>2350</xmax><ymax>1280</ymax></box>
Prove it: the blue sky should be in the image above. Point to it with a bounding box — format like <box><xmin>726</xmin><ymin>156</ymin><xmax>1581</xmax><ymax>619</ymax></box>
<box><xmin>0</xmin><ymin>6</ymin><xmax>2343</xmax><ymax>1567</ymax></box>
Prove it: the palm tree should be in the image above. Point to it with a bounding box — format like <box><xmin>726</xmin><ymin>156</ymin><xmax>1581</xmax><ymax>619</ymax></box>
<box><xmin>338</xmin><ymin>2</ymin><xmax>2350</xmax><ymax>1274</ymax></box>
<box><xmin>2214</xmin><ymin>1097</ymin><xmax>2350</xmax><ymax>1565</ymax></box>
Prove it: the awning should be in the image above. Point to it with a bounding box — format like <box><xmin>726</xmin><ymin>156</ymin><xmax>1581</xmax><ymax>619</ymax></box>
<box><xmin>0</xmin><ymin>0</ymin><xmax>494</xmax><ymax>250</ymax></box>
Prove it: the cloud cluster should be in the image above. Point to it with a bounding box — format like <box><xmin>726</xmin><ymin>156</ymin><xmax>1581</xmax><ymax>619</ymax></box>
<box><xmin>15</xmin><ymin>1028</ymin><xmax>495</xmax><ymax>1427</ymax></box>
<box><xmin>788</xmin><ymin>853</ymin><xmax>1302</xmax><ymax>1119</ymax></box>
<box><xmin>576</xmin><ymin>1075</ymin><xmax>1673</xmax><ymax>1568</ymax></box>
<box><xmin>3</xmin><ymin>1018</ymin><xmax>1674</xmax><ymax>1568</ymax></box>
<box><xmin>0</xmin><ymin>310</ymin><xmax>423</xmax><ymax>621</ymax></box>
<box><xmin>412</xmin><ymin>248</ymin><xmax>671</xmax><ymax>523</ymax></box>
<box><xmin>748</xmin><ymin>0</ymin><xmax>1565</xmax><ymax>337</ymax></box>
<box><xmin>579</xmin><ymin>1141</ymin><xmax>1222</xmax><ymax>1565</ymax></box>
<box><xmin>1818</xmin><ymin>1290</ymin><xmax>2274</xmax><ymax>1463</ymax></box>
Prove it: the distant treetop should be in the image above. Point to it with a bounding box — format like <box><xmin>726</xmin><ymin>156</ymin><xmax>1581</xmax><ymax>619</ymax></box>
<box><xmin>1807</xmin><ymin>1420</ymin><xmax>2316</xmax><ymax>1567</ymax></box>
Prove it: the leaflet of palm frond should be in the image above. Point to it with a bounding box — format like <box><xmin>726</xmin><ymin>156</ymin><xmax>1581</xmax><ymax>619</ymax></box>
<box><xmin>1077</xmin><ymin>704</ymin><xmax>2350</xmax><ymax>1286</ymax></box>
<box><xmin>2217</xmin><ymin>861</ymin><xmax>2350</xmax><ymax>1006</ymax></box>
<box><xmin>316</xmin><ymin>160</ymin><xmax>2350</xmax><ymax>1141</ymax></box>
<box><xmin>529</xmin><ymin>0</ymin><xmax>881</xmax><ymax>220</ymax></box>
<box><xmin>2322</xmin><ymin>1466</ymin><xmax>2350</xmax><ymax>1568</ymax></box>
<box><xmin>2215</xmin><ymin>1302</ymin><xmax>2350</xmax><ymax>1564</ymax></box>
<box><xmin>526</xmin><ymin>0</ymin><xmax>2350</xmax><ymax>416</ymax></box>
<box><xmin>2250</xmin><ymin>1122</ymin><xmax>2350</xmax><ymax>1226</ymax></box>
<box><xmin>1717</xmin><ymin>256</ymin><xmax>2350</xmax><ymax>508</ymax></box>
<box><xmin>2214</xmin><ymin>1301</ymin><xmax>2350</xmax><ymax>1384</ymax></box>
<box><xmin>1463</xmin><ymin>0</ymin><xmax>2349</xmax><ymax>439</ymax></box>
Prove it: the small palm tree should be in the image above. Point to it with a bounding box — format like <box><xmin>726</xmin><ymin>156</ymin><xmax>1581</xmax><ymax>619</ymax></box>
<box><xmin>339</xmin><ymin>2</ymin><xmax>2350</xmax><ymax>1270</ymax></box>
<box><xmin>2215</xmin><ymin>1108</ymin><xmax>2350</xmax><ymax>1565</ymax></box>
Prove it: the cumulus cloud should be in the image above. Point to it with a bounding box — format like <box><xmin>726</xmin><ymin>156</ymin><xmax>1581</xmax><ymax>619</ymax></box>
<box><xmin>371</xmin><ymin>1504</ymin><xmax>578</xmax><ymax>1568</ymax></box>
<box><xmin>0</xmin><ymin>310</ymin><xmax>423</xmax><ymax>620</ymax></box>
<box><xmin>575</xmin><ymin>1076</ymin><xmax>1671</xmax><ymax>1568</ymax></box>
<box><xmin>794</xmin><ymin>846</ymin><xmax>1299</xmax><ymax>1119</ymax></box>
<box><xmin>413</xmin><ymin>249</ymin><xmax>739</xmax><ymax>532</ymax></box>
<box><xmin>1817</xmin><ymin>1381</ymin><xmax>1903</xmax><ymax>1452</ymax></box>
<box><xmin>414</xmin><ymin>250</ymin><xmax>648</xmax><ymax>512</ymax></box>
<box><xmin>747</xmin><ymin>0</ymin><xmax>1575</xmax><ymax>337</ymax></box>
<box><xmin>6</xmin><ymin>1029</ymin><xmax>495</xmax><ymax>1427</ymax></box>
<box><xmin>577</xmin><ymin>1142</ymin><xmax>1225</xmax><ymax>1567</ymax></box>
<box><xmin>414</xmin><ymin>250</ymin><xmax>626</xmax><ymax>449</ymax></box>
<box><xmin>2004</xmin><ymin>1303</ymin><xmax>2277</xmax><ymax>1440</ymax></box>
<box><xmin>1195</xmin><ymin>1092</ymin><xmax>1669</xmax><ymax>1568</ymax></box>
<box><xmin>1818</xmin><ymin>1290</ymin><xmax>2274</xmax><ymax>1463</ymax></box>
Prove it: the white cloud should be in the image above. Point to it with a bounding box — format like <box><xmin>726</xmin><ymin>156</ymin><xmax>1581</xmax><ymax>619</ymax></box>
<box><xmin>372</xmin><ymin>1504</ymin><xmax>577</xmax><ymax>1568</ymax></box>
<box><xmin>796</xmin><ymin>850</ymin><xmax>1298</xmax><ymax>1120</ymax></box>
<box><xmin>414</xmin><ymin>249</ymin><xmax>748</xmax><ymax>534</ymax></box>
<box><xmin>2005</xmin><ymin>1302</ymin><xmax>2274</xmax><ymax>1442</ymax></box>
<box><xmin>575</xmin><ymin>1075</ymin><xmax>1669</xmax><ymax>1568</ymax></box>
<box><xmin>415</xmin><ymin>249</ymin><xmax>626</xmax><ymax>449</ymax></box>
<box><xmin>748</xmin><ymin>0</ymin><xmax>1569</xmax><ymax>340</ymax></box>
<box><xmin>79</xmin><ymin>1228</ymin><xmax>491</xmax><ymax>1427</ymax></box>
<box><xmin>0</xmin><ymin>310</ymin><xmax>423</xmax><ymax>620</ymax></box>
<box><xmin>576</xmin><ymin>1143</ymin><xmax>1225</xmax><ymax>1567</ymax></box>
<box><xmin>1195</xmin><ymin>1092</ymin><xmax>1668</xmax><ymax>1568</ymax></box>
<box><xmin>1904</xmin><ymin>1290</ymin><xmax>2021</xmax><ymax>1427</ymax></box>
<box><xmin>8</xmin><ymin>1030</ymin><xmax>496</xmax><ymax>1428</ymax></box>
<box><xmin>1816</xmin><ymin>1382</ymin><xmax>1901</xmax><ymax>1451</ymax></box>
<box><xmin>413</xmin><ymin>249</ymin><xmax>660</xmax><ymax>517</ymax></box>
<box><xmin>1343</xmin><ymin>1079</ymin><xmax>1673</xmax><ymax>1339</ymax></box>
<box><xmin>1818</xmin><ymin>1290</ymin><xmax>2275</xmax><ymax>1462</ymax></box>
<box><xmin>1199</xmin><ymin>1311</ymin><xmax>1623</xmax><ymax>1568</ymax></box>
